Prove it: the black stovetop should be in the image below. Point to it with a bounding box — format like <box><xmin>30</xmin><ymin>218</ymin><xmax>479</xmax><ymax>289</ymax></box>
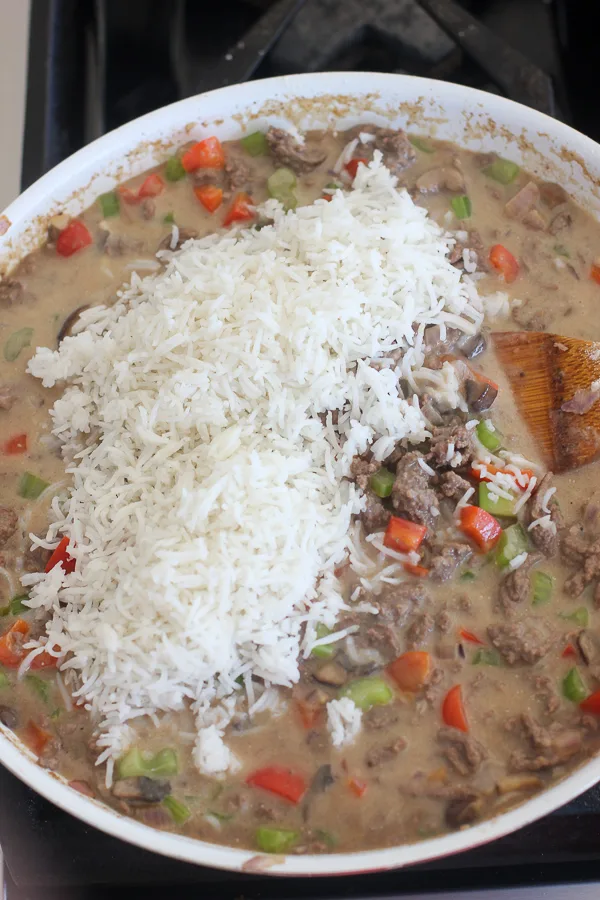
<box><xmin>8</xmin><ymin>0</ymin><xmax>600</xmax><ymax>896</ymax></box>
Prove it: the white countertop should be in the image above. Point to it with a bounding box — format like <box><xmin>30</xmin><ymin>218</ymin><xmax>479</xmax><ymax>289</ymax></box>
<box><xmin>0</xmin><ymin>0</ymin><xmax>30</xmax><ymax>211</ymax></box>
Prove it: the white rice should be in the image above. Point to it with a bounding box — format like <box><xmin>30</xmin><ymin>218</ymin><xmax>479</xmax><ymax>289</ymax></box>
<box><xmin>23</xmin><ymin>152</ymin><xmax>500</xmax><ymax>772</ymax></box>
<box><xmin>326</xmin><ymin>697</ymin><xmax>362</xmax><ymax>748</ymax></box>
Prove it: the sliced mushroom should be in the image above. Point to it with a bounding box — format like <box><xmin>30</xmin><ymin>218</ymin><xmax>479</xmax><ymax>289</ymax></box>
<box><xmin>314</xmin><ymin>662</ymin><xmax>347</xmax><ymax>686</ymax></box>
<box><xmin>112</xmin><ymin>776</ymin><xmax>171</xmax><ymax>804</ymax></box>
<box><xmin>504</xmin><ymin>181</ymin><xmax>540</xmax><ymax>220</ymax></box>
<box><xmin>523</xmin><ymin>209</ymin><xmax>546</xmax><ymax>231</ymax></box>
<box><xmin>57</xmin><ymin>305</ymin><xmax>89</xmax><ymax>345</ymax></box>
<box><xmin>457</xmin><ymin>332</ymin><xmax>486</xmax><ymax>360</ymax></box>
<box><xmin>496</xmin><ymin>774</ymin><xmax>542</xmax><ymax>796</ymax></box>
<box><xmin>465</xmin><ymin>379</ymin><xmax>498</xmax><ymax>412</ymax></box>
<box><xmin>445</xmin><ymin>791</ymin><xmax>485</xmax><ymax>828</ymax></box>
<box><xmin>0</xmin><ymin>706</ymin><xmax>18</xmax><ymax>729</ymax></box>
<box><xmin>416</xmin><ymin>167</ymin><xmax>465</xmax><ymax>194</ymax></box>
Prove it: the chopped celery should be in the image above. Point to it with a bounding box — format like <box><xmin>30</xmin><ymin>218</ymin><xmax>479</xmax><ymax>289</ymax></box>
<box><xmin>370</xmin><ymin>467</ymin><xmax>395</xmax><ymax>499</ymax></box>
<box><xmin>165</xmin><ymin>156</ymin><xmax>186</xmax><ymax>182</ymax></box>
<box><xmin>0</xmin><ymin>672</ymin><xmax>10</xmax><ymax>689</ymax></box>
<box><xmin>483</xmin><ymin>158</ymin><xmax>520</xmax><ymax>184</ymax></box>
<box><xmin>554</xmin><ymin>244</ymin><xmax>570</xmax><ymax>257</ymax></box>
<box><xmin>117</xmin><ymin>747</ymin><xmax>179</xmax><ymax>780</ymax></box>
<box><xmin>478</xmin><ymin>482</ymin><xmax>516</xmax><ymax>518</ymax></box>
<box><xmin>163</xmin><ymin>212</ymin><xmax>175</xmax><ymax>224</ymax></box>
<box><xmin>163</xmin><ymin>795</ymin><xmax>191</xmax><ymax>825</ymax></box>
<box><xmin>408</xmin><ymin>135</ymin><xmax>434</xmax><ymax>153</ymax></box>
<box><xmin>26</xmin><ymin>675</ymin><xmax>50</xmax><ymax>704</ymax></box>
<box><xmin>267</xmin><ymin>167</ymin><xmax>297</xmax><ymax>210</ymax></box>
<box><xmin>560</xmin><ymin>607</ymin><xmax>589</xmax><ymax>627</ymax></box>
<box><xmin>531</xmin><ymin>571</ymin><xmax>554</xmax><ymax>606</ymax></box>
<box><xmin>206</xmin><ymin>809</ymin><xmax>233</xmax><ymax>822</ymax></box>
<box><xmin>450</xmin><ymin>195</ymin><xmax>472</xmax><ymax>219</ymax></box>
<box><xmin>241</xmin><ymin>131</ymin><xmax>269</xmax><ymax>157</ymax></box>
<box><xmin>256</xmin><ymin>826</ymin><xmax>299</xmax><ymax>853</ymax></box>
<box><xmin>315</xmin><ymin>828</ymin><xmax>337</xmax><ymax>848</ymax></box>
<box><xmin>340</xmin><ymin>676</ymin><xmax>393</xmax><ymax>710</ymax></box>
<box><xmin>4</xmin><ymin>327</ymin><xmax>34</xmax><ymax>362</ymax></box>
<box><xmin>0</xmin><ymin>595</ymin><xmax>29</xmax><ymax>616</ymax></box>
<box><xmin>460</xmin><ymin>570</ymin><xmax>476</xmax><ymax>582</ymax></box>
<box><xmin>472</xmin><ymin>648</ymin><xmax>502</xmax><ymax>666</ymax></box>
<box><xmin>476</xmin><ymin>419</ymin><xmax>502</xmax><ymax>452</ymax></box>
<box><xmin>324</xmin><ymin>181</ymin><xmax>341</xmax><ymax>192</ymax></box>
<box><xmin>312</xmin><ymin>623</ymin><xmax>335</xmax><ymax>660</ymax></box>
<box><xmin>562</xmin><ymin>667</ymin><xmax>588</xmax><ymax>703</ymax></box>
<box><xmin>18</xmin><ymin>472</ymin><xmax>49</xmax><ymax>500</ymax></box>
<box><xmin>496</xmin><ymin>523</ymin><xmax>528</xmax><ymax>569</ymax></box>
<box><xmin>50</xmin><ymin>708</ymin><xmax>61</xmax><ymax>719</ymax></box>
<box><xmin>98</xmin><ymin>191</ymin><xmax>120</xmax><ymax>218</ymax></box>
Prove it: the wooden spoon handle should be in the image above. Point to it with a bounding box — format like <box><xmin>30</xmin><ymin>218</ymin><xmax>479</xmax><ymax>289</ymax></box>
<box><xmin>492</xmin><ymin>331</ymin><xmax>600</xmax><ymax>473</ymax></box>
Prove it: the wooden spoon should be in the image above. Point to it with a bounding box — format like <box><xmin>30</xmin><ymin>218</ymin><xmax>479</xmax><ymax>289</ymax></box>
<box><xmin>491</xmin><ymin>331</ymin><xmax>600</xmax><ymax>473</ymax></box>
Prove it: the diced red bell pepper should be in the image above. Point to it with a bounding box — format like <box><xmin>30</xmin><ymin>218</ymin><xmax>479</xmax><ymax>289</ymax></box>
<box><xmin>0</xmin><ymin>619</ymin><xmax>29</xmax><ymax>668</ymax></box>
<box><xmin>118</xmin><ymin>186</ymin><xmax>141</xmax><ymax>205</ymax></box>
<box><xmin>223</xmin><ymin>192</ymin><xmax>254</xmax><ymax>227</ymax></box>
<box><xmin>3</xmin><ymin>433</ymin><xmax>27</xmax><ymax>454</ymax></box>
<box><xmin>138</xmin><ymin>173</ymin><xmax>165</xmax><ymax>198</ymax></box>
<box><xmin>348</xmin><ymin>776</ymin><xmax>367</xmax><ymax>798</ymax></box>
<box><xmin>45</xmin><ymin>536</ymin><xmax>76</xmax><ymax>575</ymax></box>
<box><xmin>22</xmin><ymin>720</ymin><xmax>52</xmax><ymax>756</ymax></box>
<box><xmin>403</xmin><ymin>562</ymin><xmax>429</xmax><ymax>578</ymax></box>
<box><xmin>194</xmin><ymin>184</ymin><xmax>223</xmax><ymax>213</ymax></box>
<box><xmin>590</xmin><ymin>264</ymin><xmax>600</xmax><ymax>286</ymax></box>
<box><xmin>459</xmin><ymin>628</ymin><xmax>484</xmax><ymax>646</ymax></box>
<box><xmin>469</xmin><ymin>464</ymin><xmax>534</xmax><ymax>487</ymax></box>
<box><xmin>562</xmin><ymin>644</ymin><xmax>577</xmax><ymax>659</ymax></box>
<box><xmin>56</xmin><ymin>220</ymin><xmax>93</xmax><ymax>257</ymax></box>
<box><xmin>295</xmin><ymin>698</ymin><xmax>322</xmax><ymax>730</ymax></box>
<box><xmin>580</xmin><ymin>689</ymin><xmax>600</xmax><ymax>715</ymax></box>
<box><xmin>69</xmin><ymin>779</ymin><xmax>95</xmax><ymax>797</ymax></box>
<box><xmin>30</xmin><ymin>647</ymin><xmax>59</xmax><ymax>670</ymax></box>
<box><xmin>345</xmin><ymin>158</ymin><xmax>369</xmax><ymax>179</ymax></box>
<box><xmin>388</xmin><ymin>651</ymin><xmax>431</xmax><ymax>692</ymax></box>
<box><xmin>181</xmin><ymin>136</ymin><xmax>225</xmax><ymax>172</ymax></box>
<box><xmin>246</xmin><ymin>765</ymin><xmax>306</xmax><ymax>804</ymax></box>
<box><xmin>442</xmin><ymin>684</ymin><xmax>468</xmax><ymax>733</ymax></box>
<box><xmin>120</xmin><ymin>186</ymin><xmax>140</xmax><ymax>204</ymax></box>
<box><xmin>489</xmin><ymin>244</ymin><xmax>519</xmax><ymax>283</ymax></box>
<box><xmin>383</xmin><ymin>516</ymin><xmax>427</xmax><ymax>554</ymax></box>
<box><xmin>459</xmin><ymin>505</ymin><xmax>502</xmax><ymax>552</ymax></box>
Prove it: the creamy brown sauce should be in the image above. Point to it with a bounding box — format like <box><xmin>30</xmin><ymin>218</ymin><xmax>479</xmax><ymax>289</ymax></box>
<box><xmin>2</xmin><ymin>125</ymin><xmax>600</xmax><ymax>854</ymax></box>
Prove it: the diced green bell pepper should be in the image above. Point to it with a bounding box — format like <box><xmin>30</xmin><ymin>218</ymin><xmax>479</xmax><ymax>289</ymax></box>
<box><xmin>241</xmin><ymin>131</ymin><xmax>269</xmax><ymax>157</ymax></box>
<box><xmin>117</xmin><ymin>747</ymin><xmax>179</xmax><ymax>779</ymax></box>
<box><xmin>0</xmin><ymin>595</ymin><xmax>29</xmax><ymax>616</ymax></box>
<box><xmin>483</xmin><ymin>158</ymin><xmax>520</xmax><ymax>184</ymax></box>
<box><xmin>163</xmin><ymin>212</ymin><xmax>175</xmax><ymax>224</ymax></box>
<box><xmin>370</xmin><ymin>467</ymin><xmax>395</xmax><ymax>499</ymax></box>
<box><xmin>560</xmin><ymin>607</ymin><xmax>589</xmax><ymax>627</ymax></box>
<box><xmin>26</xmin><ymin>674</ymin><xmax>50</xmax><ymax>704</ymax></box>
<box><xmin>450</xmin><ymin>195</ymin><xmax>472</xmax><ymax>219</ymax></box>
<box><xmin>0</xmin><ymin>672</ymin><xmax>10</xmax><ymax>689</ymax></box>
<box><xmin>165</xmin><ymin>156</ymin><xmax>186</xmax><ymax>182</ymax></box>
<box><xmin>460</xmin><ymin>570</ymin><xmax>476</xmax><ymax>582</ymax></box>
<box><xmin>531</xmin><ymin>571</ymin><xmax>554</xmax><ymax>606</ymax></box>
<box><xmin>98</xmin><ymin>191</ymin><xmax>120</xmax><ymax>218</ymax></box>
<box><xmin>18</xmin><ymin>472</ymin><xmax>49</xmax><ymax>500</ymax></box>
<box><xmin>312</xmin><ymin>623</ymin><xmax>335</xmax><ymax>660</ymax></box>
<box><xmin>476</xmin><ymin>419</ymin><xmax>502</xmax><ymax>452</ymax></box>
<box><xmin>472</xmin><ymin>648</ymin><xmax>502</xmax><ymax>666</ymax></box>
<box><xmin>408</xmin><ymin>136</ymin><xmax>434</xmax><ymax>153</ymax></box>
<box><xmin>496</xmin><ymin>523</ymin><xmax>528</xmax><ymax>569</ymax></box>
<box><xmin>163</xmin><ymin>795</ymin><xmax>191</xmax><ymax>825</ymax></box>
<box><xmin>4</xmin><ymin>327</ymin><xmax>34</xmax><ymax>363</ymax></box>
<box><xmin>562</xmin><ymin>667</ymin><xmax>588</xmax><ymax>703</ymax></box>
<box><xmin>478</xmin><ymin>482</ymin><xmax>516</xmax><ymax>518</ymax></box>
<box><xmin>256</xmin><ymin>826</ymin><xmax>299</xmax><ymax>853</ymax></box>
<box><xmin>340</xmin><ymin>676</ymin><xmax>393</xmax><ymax>710</ymax></box>
<box><xmin>267</xmin><ymin>167</ymin><xmax>297</xmax><ymax>210</ymax></box>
